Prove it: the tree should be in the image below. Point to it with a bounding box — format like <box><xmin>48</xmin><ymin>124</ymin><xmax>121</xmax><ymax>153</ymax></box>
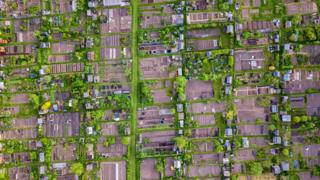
<box><xmin>29</xmin><ymin>94</ymin><xmax>39</xmax><ymax>107</ymax></box>
<box><xmin>33</xmin><ymin>31</ymin><xmax>41</xmax><ymax>39</ymax></box>
<box><xmin>289</xmin><ymin>174</ymin><xmax>300</xmax><ymax>180</ymax></box>
<box><xmin>293</xmin><ymin>116</ymin><xmax>301</xmax><ymax>124</ymax></box>
<box><xmin>121</xmin><ymin>136</ymin><xmax>130</xmax><ymax>145</ymax></box>
<box><xmin>313</xmin><ymin>165</ymin><xmax>320</xmax><ymax>176</ymax></box>
<box><xmin>70</xmin><ymin>162</ymin><xmax>84</xmax><ymax>176</ymax></box>
<box><xmin>242</xmin><ymin>31</ymin><xmax>251</xmax><ymax>39</ymax></box>
<box><xmin>297</xmin><ymin>54</ymin><xmax>308</xmax><ymax>65</ymax></box>
<box><xmin>301</xmin><ymin>116</ymin><xmax>309</xmax><ymax>122</ymax></box>
<box><xmin>228</xmin><ymin>56</ymin><xmax>234</xmax><ymax>67</ymax></box>
<box><xmin>256</xmin><ymin>149</ymin><xmax>266</xmax><ymax>159</ymax></box>
<box><xmin>155</xmin><ymin>160</ymin><xmax>164</xmax><ymax>173</ymax></box>
<box><xmin>104</xmin><ymin>136</ymin><xmax>116</xmax><ymax>147</ymax></box>
<box><xmin>226</xmin><ymin>110</ymin><xmax>234</xmax><ymax>120</ymax></box>
<box><xmin>43</xmin><ymin>75</ymin><xmax>52</xmax><ymax>84</ymax></box>
<box><xmin>218</xmin><ymin>2</ymin><xmax>229</xmax><ymax>11</ymax></box>
<box><xmin>256</xmin><ymin>96</ymin><xmax>271</xmax><ymax>107</ymax></box>
<box><xmin>213</xmin><ymin>139</ymin><xmax>224</xmax><ymax>153</ymax></box>
<box><xmin>173</xmin><ymin>136</ymin><xmax>188</xmax><ymax>150</ymax></box>
<box><xmin>305</xmin><ymin>27</ymin><xmax>317</xmax><ymax>41</ymax></box>
<box><xmin>268</xmin><ymin>124</ymin><xmax>276</xmax><ymax>131</ymax></box>
<box><xmin>40</xmin><ymin>138</ymin><xmax>55</xmax><ymax>147</ymax></box>
<box><xmin>176</xmin><ymin>76</ymin><xmax>187</xmax><ymax>101</ymax></box>
<box><xmin>282</xmin><ymin>148</ymin><xmax>290</xmax><ymax>156</ymax></box>
<box><xmin>41</xmin><ymin>101</ymin><xmax>51</xmax><ymax>112</ymax></box>
<box><xmin>289</xmin><ymin>33</ymin><xmax>298</xmax><ymax>42</ymax></box>
<box><xmin>292</xmin><ymin>15</ymin><xmax>302</xmax><ymax>25</ymax></box>
<box><xmin>28</xmin><ymin>6</ymin><xmax>40</xmax><ymax>15</ymax></box>
<box><xmin>0</xmin><ymin>169</ymin><xmax>6</xmax><ymax>179</ymax></box>
<box><xmin>306</xmin><ymin>122</ymin><xmax>315</xmax><ymax>129</ymax></box>
<box><xmin>140</xmin><ymin>82</ymin><xmax>154</xmax><ymax>105</ymax></box>
<box><xmin>247</xmin><ymin>162</ymin><xmax>263</xmax><ymax>175</ymax></box>
<box><xmin>231</xmin><ymin>175</ymin><xmax>238</xmax><ymax>180</ymax></box>
<box><xmin>184</xmin><ymin>129</ymin><xmax>192</xmax><ymax>137</ymax></box>
<box><xmin>234</xmin><ymin>138</ymin><xmax>242</xmax><ymax>149</ymax></box>
<box><xmin>9</xmin><ymin>2</ymin><xmax>17</xmax><ymax>10</ymax></box>
<box><xmin>91</xmin><ymin>110</ymin><xmax>104</xmax><ymax>121</ymax></box>
<box><xmin>183</xmin><ymin>153</ymin><xmax>192</xmax><ymax>164</ymax></box>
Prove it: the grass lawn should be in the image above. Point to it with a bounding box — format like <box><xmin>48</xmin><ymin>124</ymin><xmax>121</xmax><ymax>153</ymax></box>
<box><xmin>213</xmin><ymin>77</ymin><xmax>222</xmax><ymax>100</ymax></box>
<box><xmin>220</xmin><ymin>34</ymin><xmax>231</xmax><ymax>48</ymax></box>
<box><xmin>215</xmin><ymin>112</ymin><xmax>226</xmax><ymax>137</ymax></box>
<box><xmin>128</xmin><ymin>0</ymin><xmax>139</xmax><ymax>179</ymax></box>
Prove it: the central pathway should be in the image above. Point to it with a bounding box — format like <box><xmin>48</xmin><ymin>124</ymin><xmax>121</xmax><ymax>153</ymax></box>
<box><xmin>129</xmin><ymin>0</ymin><xmax>139</xmax><ymax>178</ymax></box>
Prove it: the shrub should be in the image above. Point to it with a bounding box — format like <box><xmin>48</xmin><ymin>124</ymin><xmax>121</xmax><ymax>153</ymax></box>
<box><xmin>70</xmin><ymin>162</ymin><xmax>84</xmax><ymax>176</ymax></box>
<box><xmin>247</xmin><ymin>162</ymin><xmax>263</xmax><ymax>175</ymax></box>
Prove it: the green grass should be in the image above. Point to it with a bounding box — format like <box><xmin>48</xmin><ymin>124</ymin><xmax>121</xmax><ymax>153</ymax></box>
<box><xmin>215</xmin><ymin>112</ymin><xmax>225</xmax><ymax>137</ymax></box>
<box><xmin>220</xmin><ymin>34</ymin><xmax>231</xmax><ymax>48</ymax></box>
<box><xmin>128</xmin><ymin>0</ymin><xmax>139</xmax><ymax>179</ymax></box>
<box><xmin>213</xmin><ymin>77</ymin><xmax>222</xmax><ymax>100</ymax></box>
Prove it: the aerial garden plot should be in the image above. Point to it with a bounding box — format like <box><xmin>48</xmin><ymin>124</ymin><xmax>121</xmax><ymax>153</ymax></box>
<box><xmin>0</xmin><ymin>0</ymin><xmax>320</xmax><ymax>179</ymax></box>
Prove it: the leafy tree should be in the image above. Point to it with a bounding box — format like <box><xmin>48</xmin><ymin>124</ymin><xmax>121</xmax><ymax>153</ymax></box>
<box><xmin>289</xmin><ymin>174</ymin><xmax>300</xmax><ymax>180</ymax></box>
<box><xmin>234</xmin><ymin>138</ymin><xmax>242</xmax><ymax>149</ymax></box>
<box><xmin>183</xmin><ymin>153</ymin><xmax>192</xmax><ymax>164</ymax></box>
<box><xmin>91</xmin><ymin>110</ymin><xmax>104</xmax><ymax>121</ymax></box>
<box><xmin>71</xmin><ymin>76</ymin><xmax>87</xmax><ymax>96</ymax></box>
<box><xmin>226</xmin><ymin>110</ymin><xmax>234</xmax><ymax>120</ymax></box>
<box><xmin>268</xmin><ymin>124</ymin><xmax>276</xmax><ymax>131</ymax></box>
<box><xmin>104</xmin><ymin>136</ymin><xmax>116</xmax><ymax>147</ymax></box>
<box><xmin>176</xmin><ymin>76</ymin><xmax>187</xmax><ymax>101</ymax></box>
<box><xmin>33</xmin><ymin>31</ymin><xmax>41</xmax><ymax>39</ymax></box>
<box><xmin>219</xmin><ymin>2</ymin><xmax>229</xmax><ymax>11</ymax></box>
<box><xmin>293</xmin><ymin>116</ymin><xmax>301</xmax><ymax>124</ymax></box>
<box><xmin>29</xmin><ymin>94</ymin><xmax>40</xmax><ymax>107</ymax></box>
<box><xmin>313</xmin><ymin>165</ymin><xmax>320</xmax><ymax>176</ymax></box>
<box><xmin>9</xmin><ymin>2</ymin><xmax>17</xmax><ymax>10</ymax></box>
<box><xmin>43</xmin><ymin>75</ymin><xmax>52</xmax><ymax>84</ymax></box>
<box><xmin>213</xmin><ymin>139</ymin><xmax>224</xmax><ymax>153</ymax></box>
<box><xmin>259</xmin><ymin>72</ymin><xmax>277</xmax><ymax>85</ymax></box>
<box><xmin>274</xmin><ymin>53</ymin><xmax>280</xmax><ymax>67</ymax></box>
<box><xmin>28</xmin><ymin>6</ymin><xmax>40</xmax><ymax>15</ymax></box>
<box><xmin>282</xmin><ymin>148</ymin><xmax>290</xmax><ymax>156</ymax></box>
<box><xmin>297</xmin><ymin>54</ymin><xmax>308</xmax><ymax>65</ymax></box>
<box><xmin>256</xmin><ymin>96</ymin><xmax>271</xmax><ymax>107</ymax></box>
<box><xmin>118</xmin><ymin>123</ymin><xmax>128</xmax><ymax>136</ymax></box>
<box><xmin>140</xmin><ymin>82</ymin><xmax>154</xmax><ymax>105</ymax></box>
<box><xmin>155</xmin><ymin>160</ymin><xmax>164</xmax><ymax>172</ymax></box>
<box><xmin>143</xmin><ymin>137</ymin><xmax>150</xmax><ymax>144</ymax></box>
<box><xmin>228</xmin><ymin>56</ymin><xmax>234</xmax><ymax>67</ymax></box>
<box><xmin>121</xmin><ymin>136</ymin><xmax>130</xmax><ymax>145</ymax></box>
<box><xmin>231</xmin><ymin>175</ymin><xmax>238</xmax><ymax>180</ymax></box>
<box><xmin>70</xmin><ymin>162</ymin><xmax>84</xmax><ymax>176</ymax></box>
<box><xmin>305</xmin><ymin>122</ymin><xmax>315</xmax><ymax>129</ymax></box>
<box><xmin>301</xmin><ymin>115</ymin><xmax>309</xmax><ymax>122</ymax></box>
<box><xmin>173</xmin><ymin>136</ymin><xmax>188</xmax><ymax>150</ymax></box>
<box><xmin>184</xmin><ymin>129</ymin><xmax>192</xmax><ymax>137</ymax></box>
<box><xmin>40</xmin><ymin>138</ymin><xmax>55</xmax><ymax>147</ymax></box>
<box><xmin>305</xmin><ymin>27</ymin><xmax>317</xmax><ymax>41</ymax></box>
<box><xmin>0</xmin><ymin>169</ymin><xmax>7</xmax><ymax>179</ymax></box>
<box><xmin>292</xmin><ymin>15</ymin><xmax>302</xmax><ymax>25</ymax></box>
<box><xmin>256</xmin><ymin>149</ymin><xmax>266</xmax><ymax>159</ymax></box>
<box><xmin>284</xmin><ymin>55</ymin><xmax>292</xmax><ymax>66</ymax></box>
<box><xmin>41</xmin><ymin>101</ymin><xmax>51</xmax><ymax>112</ymax></box>
<box><xmin>247</xmin><ymin>162</ymin><xmax>263</xmax><ymax>175</ymax></box>
<box><xmin>289</xmin><ymin>33</ymin><xmax>298</xmax><ymax>42</ymax></box>
<box><xmin>242</xmin><ymin>31</ymin><xmax>252</xmax><ymax>39</ymax></box>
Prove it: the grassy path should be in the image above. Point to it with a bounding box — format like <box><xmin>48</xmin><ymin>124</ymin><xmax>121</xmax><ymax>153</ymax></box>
<box><xmin>129</xmin><ymin>0</ymin><xmax>139</xmax><ymax>179</ymax></box>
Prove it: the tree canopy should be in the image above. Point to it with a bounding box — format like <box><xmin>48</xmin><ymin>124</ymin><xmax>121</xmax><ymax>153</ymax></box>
<box><xmin>71</xmin><ymin>162</ymin><xmax>84</xmax><ymax>176</ymax></box>
<box><xmin>247</xmin><ymin>162</ymin><xmax>263</xmax><ymax>175</ymax></box>
<box><xmin>173</xmin><ymin>136</ymin><xmax>188</xmax><ymax>150</ymax></box>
